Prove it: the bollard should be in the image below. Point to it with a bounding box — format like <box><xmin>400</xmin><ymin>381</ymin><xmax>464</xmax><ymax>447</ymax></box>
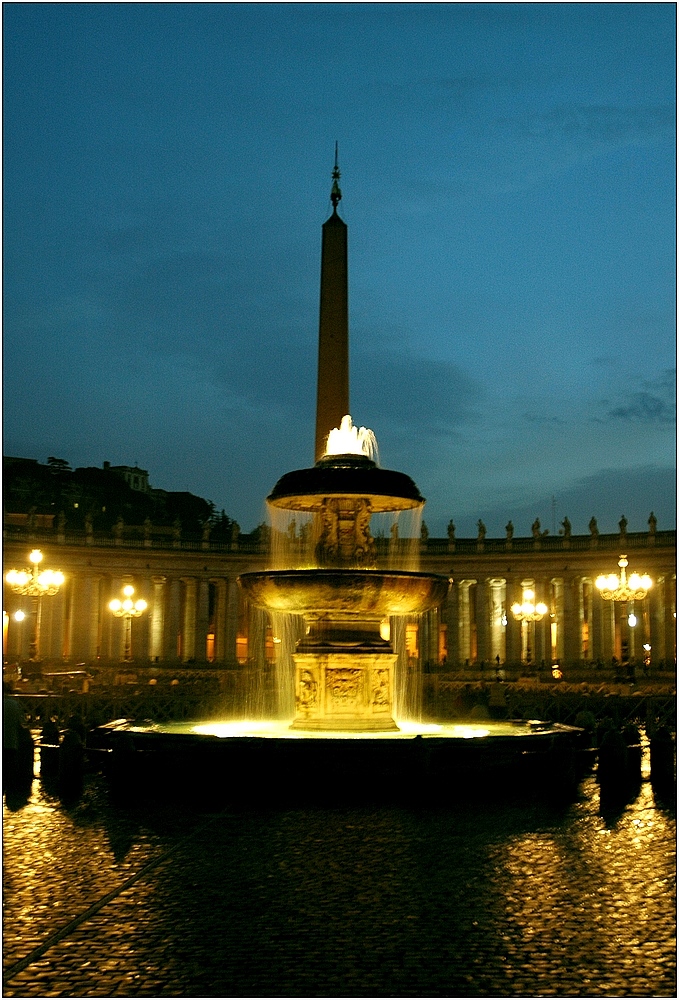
<box><xmin>108</xmin><ymin>732</ymin><xmax>139</xmax><ymax>804</ymax></box>
<box><xmin>650</xmin><ymin>726</ymin><xmax>675</xmax><ymax>797</ymax></box>
<box><xmin>597</xmin><ymin>728</ymin><xmax>628</xmax><ymax>800</ymax></box>
<box><xmin>58</xmin><ymin>729</ymin><xmax>84</xmax><ymax>803</ymax></box>
<box><xmin>40</xmin><ymin>719</ymin><xmax>61</xmax><ymax>783</ymax></box>
<box><xmin>621</xmin><ymin>722</ymin><xmax>642</xmax><ymax>787</ymax></box>
<box><xmin>18</xmin><ymin>726</ymin><xmax>36</xmax><ymax>795</ymax></box>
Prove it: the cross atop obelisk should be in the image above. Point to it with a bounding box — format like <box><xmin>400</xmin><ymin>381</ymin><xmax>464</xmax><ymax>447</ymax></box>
<box><xmin>314</xmin><ymin>145</ymin><xmax>349</xmax><ymax>462</ymax></box>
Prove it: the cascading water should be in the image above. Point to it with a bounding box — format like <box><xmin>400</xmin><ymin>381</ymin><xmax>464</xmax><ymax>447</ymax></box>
<box><xmin>239</xmin><ymin>415</ymin><xmax>449</xmax><ymax>732</ymax></box>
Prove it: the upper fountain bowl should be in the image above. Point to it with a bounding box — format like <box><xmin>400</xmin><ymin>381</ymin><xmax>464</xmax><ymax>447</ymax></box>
<box><xmin>267</xmin><ymin>454</ymin><xmax>425</xmax><ymax>513</ymax></box>
<box><xmin>238</xmin><ymin>568</ymin><xmax>450</xmax><ymax>617</ymax></box>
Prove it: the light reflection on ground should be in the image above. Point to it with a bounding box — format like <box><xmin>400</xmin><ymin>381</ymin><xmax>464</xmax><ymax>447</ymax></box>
<box><xmin>127</xmin><ymin>718</ymin><xmax>563</xmax><ymax>740</ymax></box>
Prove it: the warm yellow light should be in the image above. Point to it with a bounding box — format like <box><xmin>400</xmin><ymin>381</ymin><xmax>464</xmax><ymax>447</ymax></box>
<box><xmin>29</xmin><ymin>549</ymin><xmax>43</xmax><ymax>565</ymax></box>
<box><xmin>512</xmin><ymin>594</ymin><xmax>547</xmax><ymax>621</ymax></box>
<box><xmin>109</xmin><ymin>599</ymin><xmax>122</xmax><ymax>612</ymax></box>
<box><xmin>122</xmin><ymin>599</ymin><xmax>134</xmax><ymax>612</ymax></box>
<box><xmin>14</xmin><ymin>610</ymin><xmax>25</xmax><ymax>622</ymax></box>
<box><xmin>628</xmin><ymin>614</ymin><xmax>637</xmax><ymax>627</ymax></box>
<box><xmin>135</xmin><ymin>599</ymin><xmax>147</xmax><ymax>612</ymax></box>
<box><xmin>596</xmin><ymin>556</ymin><xmax>653</xmax><ymax>601</ymax></box>
<box><xmin>123</xmin><ymin>585</ymin><xmax>135</xmax><ymax>598</ymax></box>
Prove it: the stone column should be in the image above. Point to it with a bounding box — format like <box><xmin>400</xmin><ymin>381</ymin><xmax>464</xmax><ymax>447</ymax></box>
<box><xmin>505</xmin><ymin>577</ymin><xmax>523</xmax><ymax>666</ymax></box>
<box><xmin>85</xmin><ymin>576</ymin><xmax>102</xmax><ymax>662</ymax></box>
<box><xmin>149</xmin><ymin>576</ymin><xmax>166</xmax><ymax>663</ymax></box>
<box><xmin>550</xmin><ymin>578</ymin><xmax>565</xmax><ymax>664</ymax></box>
<box><xmin>599</xmin><ymin>598</ymin><xmax>615</xmax><ymax>664</ymax></box>
<box><xmin>107</xmin><ymin>575</ymin><xmax>136</xmax><ymax>662</ymax></box>
<box><xmin>180</xmin><ymin>577</ymin><xmax>197</xmax><ymax>662</ymax></box>
<box><xmin>164</xmin><ymin>577</ymin><xmax>182</xmax><ymax>663</ymax></box>
<box><xmin>488</xmin><ymin>579</ymin><xmax>506</xmax><ymax>665</ymax></box>
<box><xmin>422</xmin><ymin>606</ymin><xmax>440</xmax><ymax>667</ymax></box>
<box><xmin>475</xmin><ymin>579</ymin><xmax>491</xmax><ymax>666</ymax></box>
<box><xmin>38</xmin><ymin>588</ymin><xmax>62</xmax><ymax>661</ymax></box>
<box><xmin>562</xmin><ymin>575</ymin><xmax>581</xmax><ymax>668</ymax></box>
<box><xmin>70</xmin><ymin>573</ymin><xmax>98</xmax><ymax>662</ymax></box>
<box><xmin>210</xmin><ymin>578</ymin><xmax>228</xmax><ymax>665</ymax></box>
<box><xmin>195</xmin><ymin>578</ymin><xmax>210</xmax><ymax>664</ymax></box>
<box><xmin>225</xmin><ymin>576</ymin><xmax>241</xmax><ymax>668</ymax></box>
<box><xmin>457</xmin><ymin>581</ymin><xmax>476</xmax><ymax>664</ymax></box>
<box><xmin>579</xmin><ymin>579</ymin><xmax>594</xmax><ymax>664</ymax></box>
<box><xmin>444</xmin><ymin>583</ymin><xmax>459</xmax><ymax>667</ymax></box>
<box><xmin>532</xmin><ymin>578</ymin><xmax>549</xmax><ymax>668</ymax></box>
<box><xmin>659</xmin><ymin>574</ymin><xmax>676</xmax><ymax>666</ymax></box>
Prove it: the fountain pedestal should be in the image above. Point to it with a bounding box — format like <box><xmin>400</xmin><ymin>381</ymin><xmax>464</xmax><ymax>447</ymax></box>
<box><xmin>292</xmin><ymin>650</ymin><xmax>398</xmax><ymax>731</ymax></box>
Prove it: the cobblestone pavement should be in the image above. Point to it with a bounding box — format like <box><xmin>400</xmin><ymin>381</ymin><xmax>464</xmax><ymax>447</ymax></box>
<box><xmin>3</xmin><ymin>759</ymin><xmax>676</xmax><ymax>998</ymax></box>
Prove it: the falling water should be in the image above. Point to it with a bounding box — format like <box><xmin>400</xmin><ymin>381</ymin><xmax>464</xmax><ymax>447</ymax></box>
<box><xmin>267</xmin><ymin>505</ymin><xmax>317</xmax><ymax>569</ymax></box>
<box><xmin>268</xmin><ymin>609</ymin><xmax>302</xmax><ymax>720</ymax></box>
<box><xmin>260</xmin><ymin>503</ymin><xmax>317</xmax><ymax>719</ymax></box>
<box><xmin>241</xmin><ymin>416</ymin><xmax>429</xmax><ymax>727</ymax></box>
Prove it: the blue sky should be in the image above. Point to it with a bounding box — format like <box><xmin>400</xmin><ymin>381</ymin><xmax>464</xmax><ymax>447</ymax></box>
<box><xmin>3</xmin><ymin>2</ymin><xmax>676</xmax><ymax>536</ymax></box>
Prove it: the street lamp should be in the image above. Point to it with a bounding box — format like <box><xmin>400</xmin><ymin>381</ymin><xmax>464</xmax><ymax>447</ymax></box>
<box><xmin>511</xmin><ymin>589</ymin><xmax>548</xmax><ymax>665</ymax></box>
<box><xmin>5</xmin><ymin>549</ymin><xmax>64</xmax><ymax>660</ymax></box>
<box><xmin>596</xmin><ymin>555</ymin><xmax>652</xmax><ymax>666</ymax></box>
<box><xmin>595</xmin><ymin>555</ymin><xmax>652</xmax><ymax>602</ymax></box>
<box><xmin>109</xmin><ymin>585</ymin><xmax>147</xmax><ymax>662</ymax></box>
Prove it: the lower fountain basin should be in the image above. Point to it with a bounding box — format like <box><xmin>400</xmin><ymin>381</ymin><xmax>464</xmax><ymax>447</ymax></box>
<box><xmin>238</xmin><ymin>568</ymin><xmax>450</xmax><ymax>617</ymax></box>
<box><xmin>91</xmin><ymin>718</ymin><xmax>587</xmax><ymax>807</ymax></box>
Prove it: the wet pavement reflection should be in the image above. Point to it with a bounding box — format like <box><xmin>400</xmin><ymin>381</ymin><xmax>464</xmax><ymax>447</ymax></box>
<box><xmin>3</xmin><ymin>761</ymin><xmax>676</xmax><ymax>997</ymax></box>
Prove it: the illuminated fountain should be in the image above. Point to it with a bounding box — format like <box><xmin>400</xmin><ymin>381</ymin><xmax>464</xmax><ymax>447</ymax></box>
<box><xmin>94</xmin><ymin>155</ymin><xmax>584</xmax><ymax>805</ymax></box>
<box><xmin>239</xmin><ymin>415</ymin><xmax>450</xmax><ymax>732</ymax></box>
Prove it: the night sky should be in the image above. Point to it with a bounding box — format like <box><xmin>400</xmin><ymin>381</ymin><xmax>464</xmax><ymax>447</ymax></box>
<box><xmin>3</xmin><ymin>3</ymin><xmax>676</xmax><ymax>537</ymax></box>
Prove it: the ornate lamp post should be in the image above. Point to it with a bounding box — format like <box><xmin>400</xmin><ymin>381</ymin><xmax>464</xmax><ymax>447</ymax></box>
<box><xmin>595</xmin><ymin>555</ymin><xmax>652</xmax><ymax>604</ymax></box>
<box><xmin>109</xmin><ymin>585</ymin><xmax>147</xmax><ymax>662</ymax></box>
<box><xmin>511</xmin><ymin>589</ymin><xmax>548</xmax><ymax>665</ymax></box>
<box><xmin>596</xmin><ymin>554</ymin><xmax>652</xmax><ymax>664</ymax></box>
<box><xmin>5</xmin><ymin>549</ymin><xmax>64</xmax><ymax>660</ymax></box>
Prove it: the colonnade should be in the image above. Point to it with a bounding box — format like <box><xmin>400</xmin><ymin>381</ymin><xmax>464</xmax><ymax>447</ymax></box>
<box><xmin>3</xmin><ymin>535</ymin><xmax>676</xmax><ymax>671</ymax></box>
<box><xmin>439</xmin><ymin>570</ymin><xmax>676</xmax><ymax>669</ymax></box>
<box><xmin>3</xmin><ymin>561</ymin><xmax>246</xmax><ymax>667</ymax></box>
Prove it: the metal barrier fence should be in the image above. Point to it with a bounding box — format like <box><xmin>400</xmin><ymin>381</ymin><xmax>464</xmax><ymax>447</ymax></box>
<box><xmin>12</xmin><ymin>678</ymin><xmax>676</xmax><ymax>733</ymax></box>
<box><xmin>422</xmin><ymin>677</ymin><xmax>676</xmax><ymax>730</ymax></box>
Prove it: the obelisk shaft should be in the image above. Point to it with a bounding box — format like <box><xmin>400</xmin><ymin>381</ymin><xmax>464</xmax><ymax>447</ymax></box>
<box><xmin>315</xmin><ymin>208</ymin><xmax>349</xmax><ymax>462</ymax></box>
<box><xmin>315</xmin><ymin>149</ymin><xmax>349</xmax><ymax>462</ymax></box>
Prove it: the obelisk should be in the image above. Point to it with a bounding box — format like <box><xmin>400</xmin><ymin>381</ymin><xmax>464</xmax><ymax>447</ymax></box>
<box><xmin>314</xmin><ymin>147</ymin><xmax>349</xmax><ymax>462</ymax></box>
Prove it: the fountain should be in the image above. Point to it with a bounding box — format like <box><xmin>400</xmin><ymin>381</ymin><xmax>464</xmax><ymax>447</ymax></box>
<box><xmin>239</xmin><ymin>416</ymin><xmax>450</xmax><ymax>733</ymax></box>
<box><xmin>91</xmin><ymin>156</ymin><xmax>584</xmax><ymax>805</ymax></box>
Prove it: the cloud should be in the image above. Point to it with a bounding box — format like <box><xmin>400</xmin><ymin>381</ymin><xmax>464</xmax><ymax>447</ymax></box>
<box><xmin>595</xmin><ymin>368</ymin><xmax>676</xmax><ymax>425</ymax></box>
<box><xmin>523</xmin><ymin>413</ymin><xmax>565</xmax><ymax>426</ymax></box>
<box><xmin>423</xmin><ymin>463</ymin><xmax>676</xmax><ymax>539</ymax></box>
<box><xmin>352</xmin><ymin>350</ymin><xmax>482</xmax><ymax>438</ymax></box>
<box><xmin>523</xmin><ymin>105</ymin><xmax>674</xmax><ymax>150</ymax></box>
